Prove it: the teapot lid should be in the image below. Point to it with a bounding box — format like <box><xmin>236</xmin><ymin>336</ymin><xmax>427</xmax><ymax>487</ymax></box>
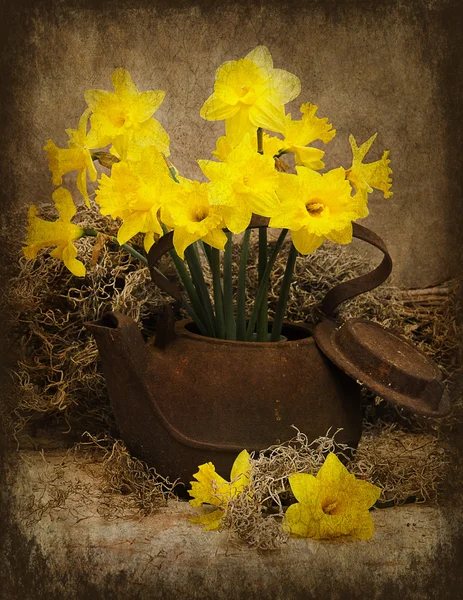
<box><xmin>314</xmin><ymin>318</ymin><xmax>451</xmax><ymax>417</ymax></box>
<box><xmin>311</xmin><ymin>222</ymin><xmax>450</xmax><ymax>417</ymax></box>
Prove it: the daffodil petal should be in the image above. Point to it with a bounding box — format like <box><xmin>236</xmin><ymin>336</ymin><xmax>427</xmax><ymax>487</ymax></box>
<box><xmin>138</xmin><ymin>90</ymin><xmax>166</xmax><ymax>121</ymax></box>
<box><xmin>288</xmin><ymin>473</ymin><xmax>320</xmax><ymax>503</ymax></box>
<box><xmin>325</xmin><ymin>224</ymin><xmax>353</xmax><ymax>244</ymax></box>
<box><xmin>290</xmin><ymin>228</ymin><xmax>324</xmax><ymax>255</ymax></box>
<box><xmin>230</xmin><ymin>450</ymin><xmax>251</xmax><ymax>482</ymax></box>
<box><xmin>244</xmin><ymin>191</ymin><xmax>279</xmax><ymax>218</ymax></box>
<box><xmin>190</xmin><ymin>508</ymin><xmax>224</xmax><ymax>531</ymax></box>
<box><xmin>271</xmin><ymin>68</ymin><xmax>301</xmax><ymax>103</ymax></box>
<box><xmin>144</xmin><ymin>232</ymin><xmax>155</xmax><ymax>253</ymax></box>
<box><xmin>317</xmin><ymin>453</ymin><xmax>348</xmax><ymax>485</ymax></box>
<box><xmin>198</xmin><ymin>159</ymin><xmax>228</xmax><ymax>182</ymax></box>
<box><xmin>352</xmin><ymin>480</ymin><xmax>382</xmax><ymax>510</ymax></box>
<box><xmin>52</xmin><ymin>187</ymin><xmax>77</xmax><ymax>221</ymax></box>
<box><xmin>225</xmin><ymin>106</ymin><xmax>254</xmax><ymax>144</ymax></box>
<box><xmin>202</xmin><ymin>228</ymin><xmax>227</xmax><ymax>252</ymax></box>
<box><xmin>173</xmin><ymin>227</ymin><xmax>200</xmax><ymax>260</ymax></box>
<box><xmin>348</xmin><ymin>510</ymin><xmax>375</xmax><ymax>540</ymax></box>
<box><xmin>111</xmin><ymin>68</ymin><xmax>138</xmax><ymax>95</ymax></box>
<box><xmin>284</xmin><ymin>502</ymin><xmax>316</xmax><ymax>537</ymax></box>
<box><xmin>222</xmin><ymin>206</ymin><xmax>252</xmax><ymax>234</ymax></box>
<box><xmin>350</xmin><ymin>133</ymin><xmax>377</xmax><ymax>163</ymax></box>
<box><xmin>249</xmin><ymin>96</ymin><xmax>286</xmax><ymax>133</ymax></box>
<box><xmin>293</xmin><ymin>146</ymin><xmax>325</xmax><ymax>169</ymax></box>
<box><xmin>62</xmin><ymin>244</ymin><xmax>86</xmax><ymax>277</ymax></box>
<box><xmin>245</xmin><ymin>45</ymin><xmax>274</xmax><ymax>71</ymax></box>
<box><xmin>200</xmin><ymin>93</ymin><xmax>241</xmax><ymax>121</ymax></box>
<box><xmin>76</xmin><ymin>169</ymin><xmax>91</xmax><ymax>208</ymax></box>
<box><xmin>117</xmin><ymin>212</ymin><xmax>147</xmax><ymax>245</ymax></box>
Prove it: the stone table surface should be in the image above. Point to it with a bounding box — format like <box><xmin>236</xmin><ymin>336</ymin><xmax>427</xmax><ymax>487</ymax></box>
<box><xmin>3</xmin><ymin>450</ymin><xmax>462</xmax><ymax>600</ymax></box>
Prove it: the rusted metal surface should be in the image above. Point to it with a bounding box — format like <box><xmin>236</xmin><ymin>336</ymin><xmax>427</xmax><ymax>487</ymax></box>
<box><xmin>147</xmin><ymin>231</ymin><xmax>182</xmax><ymax>302</ymax></box>
<box><xmin>314</xmin><ymin>318</ymin><xmax>451</xmax><ymax>417</ymax></box>
<box><xmin>85</xmin><ymin>313</ymin><xmax>362</xmax><ymax>483</ymax></box>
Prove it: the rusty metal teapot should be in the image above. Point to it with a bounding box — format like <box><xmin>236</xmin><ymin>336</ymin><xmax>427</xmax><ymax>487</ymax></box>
<box><xmin>86</xmin><ymin>223</ymin><xmax>450</xmax><ymax>483</ymax></box>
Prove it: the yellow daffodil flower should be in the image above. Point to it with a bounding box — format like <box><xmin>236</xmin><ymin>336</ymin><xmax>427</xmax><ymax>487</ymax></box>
<box><xmin>85</xmin><ymin>68</ymin><xmax>169</xmax><ymax>161</ymax></box>
<box><xmin>276</xmin><ymin>102</ymin><xmax>336</xmax><ymax>169</ymax></box>
<box><xmin>346</xmin><ymin>133</ymin><xmax>392</xmax><ymax>200</ymax></box>
<box><xmin>162</xmin><ymin>177</ymin><xmax>227</xmax><ymax>259</ymax></box>
<box><xmin>270</xmin><ymin>167</ymin><xmax>366</xmax><ymax>254</ymax></box>
<box><xmin>44</xmin><ymin>108</ymin><xmax>98</xmax><ymax>207</ymax></box>
<box><xmin>189</xmin><ymin>450</ymin><xmax>251</xmax><ymax>531</ymax></box>
<box><xmin>95</xmin><ymin>146</ymin><xmax>176</xmax><ymax>252</ymax></box>
<box><xmin>284</xmin><ymin>453</ymin><xmax>381</xmax><ymax>540</ymax></box>
<box><xmin>198</xmin><ymin>133</ymin><xmax>280</xmax><ymax>233</ymax></box>
<box><xmin>23</xmin><ymin>187</ymin><xmax>86</xmax><ymax>277</ymax></box>
<box><xmin>200</xmin><ymin>46</ymin><xmax>301</xmax><ymax>143</ymax></box>
<box><xmin>212</xmin><ymin>132</ymin><xmax>283</xmax><ymax>162</ymax></box>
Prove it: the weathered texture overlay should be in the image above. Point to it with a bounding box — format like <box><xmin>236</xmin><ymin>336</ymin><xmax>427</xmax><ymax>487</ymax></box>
<box><xmin>1</xmin><ymin>0</ymin><xmax>462</xmax><ymax>598</ymax></box>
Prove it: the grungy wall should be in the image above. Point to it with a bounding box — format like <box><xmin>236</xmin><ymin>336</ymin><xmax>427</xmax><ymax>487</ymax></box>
<box><xmin>3</xmin><ymin>0</ymin><xmax>462</xmax><ymax>288</ymax></box>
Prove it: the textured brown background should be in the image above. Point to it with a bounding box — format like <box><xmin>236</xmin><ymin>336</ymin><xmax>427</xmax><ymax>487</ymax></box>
<box><xmin>1</xmin><ymin>1</ymin><xmax>462</xmax><ymax>599</ymax></box>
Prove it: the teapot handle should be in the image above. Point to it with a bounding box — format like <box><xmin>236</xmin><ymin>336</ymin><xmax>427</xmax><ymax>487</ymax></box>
<box><xmin>320</xmin><ymin>222</ymin><xmax>393</xmax><ymax>319</ymax></box>
<box><xmin>147</xmin><ymin>231</ymin><xmax>182</xmax><ymax>301</ymax></box>
<box><xmin>148</xmin><ymin>223</ymin><xmax>393</xmax><ymax>322</ymax></box>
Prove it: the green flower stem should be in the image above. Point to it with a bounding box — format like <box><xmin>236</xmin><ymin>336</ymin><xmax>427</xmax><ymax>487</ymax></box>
<box><xmin>256</xmin><ymin>227</ymin><xmax>269</xmax><ymax>342</ymax></box>
<box><xmin>167</xmin><ymin>247</ymin><xmax>209</xmax><ymax>336</ymax></box>
<box><xmin>257</xmin><ymin>127</ymin><xmax>263</xmax><ymax>154</ymax></box>
<box><xmin>117</xmin><ymin>240</ymin><xmax>148</xmax><ymax>266</ymax></box>
<box><xmin>169</xmin><ymin>166</ymin><xmax>179</xmax><ymax>183</ymax></box>
<box><xmin>184</xmin><ymin>244</ymin><xmax>217</xmax><ymax>337</ymax></box>
<box><xmin>245</xmin><ymin>229</ymin><xmax>288</xmax><ymax>341</ymax></box>
<box><xmin>270</xmin><ymin>243</ymin><xmax>298</xmax><ymax>342</ymax></box>
<box><xmin>255</xmin><ymin>128</ymin><xmax>268</xmax><ymax>341</ymax></box>
<box><xmin>223</xmin><ymin>232</ymin><xmax>237</xmax><ymax>340</ymax></box>
<box><xmin>160</xmin><ymin>223</ymin><xmax>210</xmax><ymax>335</ymax></box>
<box><xmin>236</xmin><ymin>229</ymin><xmax>251</xmax><ymax>341</ymax></box>
<box><xmin>202</xmin><ymin>243</ymin><xmax>226</xmax><ymax>340</ymax></box>
<box><xmin>83</xmin><ymin>227</ymin><xmax>156</xmax><ymax>272</ymax></box>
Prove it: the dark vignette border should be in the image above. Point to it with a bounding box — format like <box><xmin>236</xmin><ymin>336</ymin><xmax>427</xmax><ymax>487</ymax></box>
<box><xmin>0</xmin><ymin>0</ymin><xmax>461</xmax><ymax>598</ymax></box>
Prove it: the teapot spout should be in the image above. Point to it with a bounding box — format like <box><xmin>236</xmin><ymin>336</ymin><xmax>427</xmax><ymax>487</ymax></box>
<box><xmin>85</xmin><ymin>311</ymin><xmax>167</xmax><ymax>464</ymax></box>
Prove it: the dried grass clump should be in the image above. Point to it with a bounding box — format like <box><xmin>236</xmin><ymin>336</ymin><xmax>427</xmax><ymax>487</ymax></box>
<box><xmin>75</xmin><ymin>434</ymin><xmax>178</xmax><ymax>519</ymax></box>
<box><xmin>351</xmin><ymin>422</ymin><xmax>451</xmax><ymax>505</ymax></box>
<box><xmin>19</xmin><ymin>434</ymin><xmax>177</xmax><ymax>526</ymax></box>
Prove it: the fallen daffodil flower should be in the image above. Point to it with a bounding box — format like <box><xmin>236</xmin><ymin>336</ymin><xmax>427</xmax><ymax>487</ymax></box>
<box><xmin>189</xmin><ymin>450</ymin><xmax>251</xmax><ymax>530</ymax></box>
<box><xmin>284</xmin><ymin>453</ymin><xmax>381</xmax><ymax>540</ymax></box>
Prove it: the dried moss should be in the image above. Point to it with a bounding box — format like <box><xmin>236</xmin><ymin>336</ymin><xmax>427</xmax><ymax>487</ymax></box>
<box><xmin>19</xmin><ymin>434</ymin><xmax>177</xmax><ymax>526</ymax></box>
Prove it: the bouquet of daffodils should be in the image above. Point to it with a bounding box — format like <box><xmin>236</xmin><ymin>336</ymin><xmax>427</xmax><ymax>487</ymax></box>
<box><xmin>23</xmin><ymin>46</ymin><xmax>392</xmax><ymax>342</ymax></box>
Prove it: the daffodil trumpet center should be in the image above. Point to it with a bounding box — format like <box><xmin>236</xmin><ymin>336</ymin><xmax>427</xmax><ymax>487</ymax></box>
<box><xmin>192</xmin><ymin>208</ymin><xmax>209</xmax><ymax>223</ymax></box>
<box><xmin>321</xmin><ymin>498</ymin><xmax>342</xmax><ymax>515</ymax></box>
<box><xmin>306</xmin><ymin>199</ymin><xmax>325</xmax><ymax>216</ymax></box>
